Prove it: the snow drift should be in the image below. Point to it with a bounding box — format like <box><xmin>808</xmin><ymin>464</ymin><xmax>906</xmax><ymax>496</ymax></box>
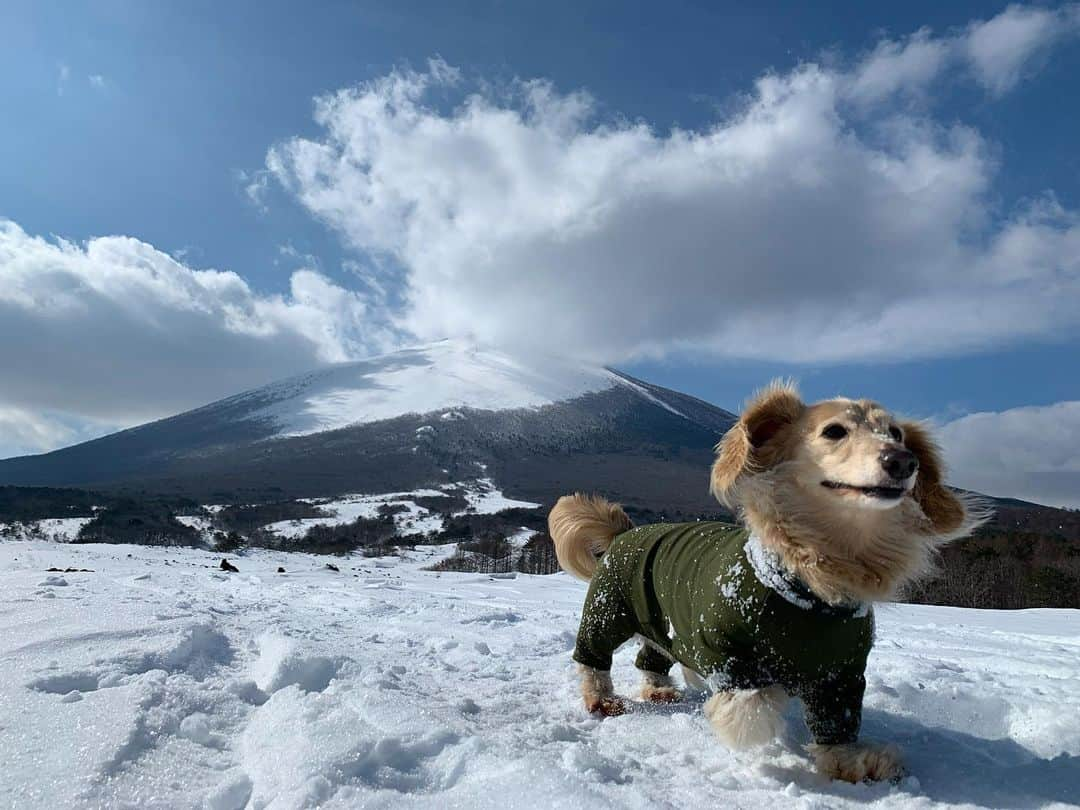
<box><xmin>1</xmin><ymin>539</ymin><xmax>1077</xmax><ymax>809</ymax></box>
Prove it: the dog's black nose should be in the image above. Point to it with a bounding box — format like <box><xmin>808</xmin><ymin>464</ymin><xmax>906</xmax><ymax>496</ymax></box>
<box><xmin>879</xmin><ymin>447</ymin><xmax>918</xmax><ymax>480</ymax></box>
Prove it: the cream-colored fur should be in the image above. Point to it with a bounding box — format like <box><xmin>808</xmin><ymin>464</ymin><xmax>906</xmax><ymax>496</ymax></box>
<box><xmin>808</xmin><ymin>741</ymin><xmax>905</xmax><ymax>783</ymax></box>
<box><xmin>737</xmin><ymin>473</ymin><xmax>977</xmax><ymax>603</ymax></box>
<box><xmin>703</xmin><ymin>686</ymin><xmax>788</xmax><ymax>749</ymax></box>
<box><xmin>556</xmin><ymin>381</ymin><xmax>984</xmax><ymax>782</ymax></box>
<box><xmin>712</xmin><ymin>383</ymin><xmax>988</xmax><ymax>604</ymax></box>
<box><xmin>548</xmin><ymin>493</ymin><xmax>633</xmax><ymax>580</ymax></box>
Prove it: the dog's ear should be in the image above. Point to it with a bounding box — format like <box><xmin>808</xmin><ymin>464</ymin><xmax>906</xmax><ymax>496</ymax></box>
<box><xmin>899</xmin><ymin>420</ymin><xmax>966</xmax><ymax>535</ymax></box>
<box><xmin>711</xmin><ymin>380</ymin><xmax>804</xmax><ymax>507</ymax></box>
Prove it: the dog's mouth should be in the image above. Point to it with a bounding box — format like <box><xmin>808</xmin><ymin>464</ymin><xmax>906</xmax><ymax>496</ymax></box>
<box><xmin>821</xmin><ymin>480</ymin><xmax>907</xmax><ymax>500</ymax></box>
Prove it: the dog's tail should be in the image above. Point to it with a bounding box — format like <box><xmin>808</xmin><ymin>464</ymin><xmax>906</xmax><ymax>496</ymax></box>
<box><xmin>548</xmin><ymin>493</ymin><xmax>633</xmax><ymax>581</ymax></box>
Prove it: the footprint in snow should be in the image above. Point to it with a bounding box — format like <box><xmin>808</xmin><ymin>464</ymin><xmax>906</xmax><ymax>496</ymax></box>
<box><xmin>28</xmin><ymin>672</ymin><xmax>101</xmax><ymax>695</ymax></box>
<box><xmin>461</xmin><ymin>609</ymin><xmax>522</xmax><ymax>625</ymax></box>
<box><xmin>343</xmin><ymin>730</ymin><xmax>464</xmax><ymax>794</ymax></box>
<box><xmin>560</xmin><ymin>745</ymin><xmax>634</xmax><ymax>785</ymax></box>
<box><xmin>250</xmin><ymin>637</ymin><xmax>348</xmax><ymax>695</ymax></box>
<box><xmin>26</xmin><ymin>623</ymin><xmax>234</xmax><ymax>699</ymax></box>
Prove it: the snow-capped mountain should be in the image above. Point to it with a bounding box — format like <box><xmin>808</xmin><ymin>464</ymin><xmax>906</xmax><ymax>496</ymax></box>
<box><xmin>0</xmin><ymin>341</ymin><xmax>735</xmax><ymax>515</ymax></box>
<box><xmin>205</xmin><ymin>339</ymin><xmax>666</xmax><ymax>438</ymax></box>
<box><xmin>255</xmin><ymin>341</ymin><xmax>634</xmax><ymax>437</ymax></box>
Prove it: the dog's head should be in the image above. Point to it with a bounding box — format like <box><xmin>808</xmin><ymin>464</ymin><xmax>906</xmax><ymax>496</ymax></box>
<box><xmin>711</xmin><ymin>380</ymin><xmax>967</xmax><ymax>537</ymax></box>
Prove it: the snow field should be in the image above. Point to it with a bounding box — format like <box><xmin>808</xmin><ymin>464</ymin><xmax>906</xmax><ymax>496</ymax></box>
<box><xmin>260</xmin><ymin>480</ymin><xmax>539</xmax><ymax>543</ymax></box>
<box><xmin>264</xmin><ymin>489</ymin><xmax>450</xmax><ymax>541</ymax></box>
<box><xmin>0</xmin><ymin>540</ymin><xmax>1077</xmax><ymax>809</ymax></box>
<box><xmin>0</xmin><ymin>516</ymin><xmax>95</xmax><ymax>542</ymax></box>
<box><xmin>449</xmin><ymin>477</ymin><xmax>541</xmax><ymax>516</ymax></box>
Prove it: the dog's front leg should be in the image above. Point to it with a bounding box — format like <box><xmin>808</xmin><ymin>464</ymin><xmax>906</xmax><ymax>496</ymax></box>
<box><xmin>578</xmin><ymin>665</ymin><xmax>629</xmax><ymax>716</ymax></box>
<box><xmin>808</xmin><ymin>741</ymin><xmax>905</xmax><ymax>783</ymax></box>
<box><xmin>634</xmin><ymin>640</ymin><xmax>682</xmax><ymax>703</ymax></box>
<box><xmin>802</xmin><ymin>675</ymin><xmax>903</xmax><ymax>782</ymax></box>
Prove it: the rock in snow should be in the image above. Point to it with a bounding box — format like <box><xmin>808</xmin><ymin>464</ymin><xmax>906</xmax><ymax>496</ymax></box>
<box><xmin>1</xmin><ymin>539</ymin><xmax>1077</xmax><ymax>809</ymax></box>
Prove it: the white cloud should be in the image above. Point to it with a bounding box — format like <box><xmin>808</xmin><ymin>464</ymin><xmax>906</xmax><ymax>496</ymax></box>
<box><xmin>0</xmin><ymin>220</ymin><xmax>394</xmax><ymax>453</ymax></box>
<box><xmin>266</xmin><ymin>45</ymin><xmax>1080</xmax><ymax>366</ymax></box>
<box><xmin>56</xmin><ymin>63</ymin><xmax>70</xmax><ymax>96</ymax></box>
<box><xmin>0</xmin><ymin>407</ymin><xmax>116</xmax><ymax>460</ymax></box>
<box><xmin>964</xmin><ymin>3</ymin><xmax>1078</xmax><ymax>95</ymax></box>
<box><xmin>939</xmin><ymin>401</ymin><xmax>1080</xmax><ymax>509</ymax></box>
<box><xmin>846</xmin><ymin>4</ymin><xmax>1080</xmax><ymax>104</ymax></box>
<box><xmin>238</xmin><ymin>168</ymin><xmax>273</xmax><ymax>213</ymax></box>
<box><xmin>845</xmin><ymin>27</ymin><xmax>952</xmax><ymax>104</ymax></box>
<box><xmin>88</xmin><ymin>74</ymin><xmax>106</xmax><ymax>89</ymax></box>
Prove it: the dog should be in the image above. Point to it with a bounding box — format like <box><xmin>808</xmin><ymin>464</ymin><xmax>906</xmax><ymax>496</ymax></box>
<box><xmin>549</xmin><ymin>380</ymin><xmax>984</xmax><ymax>783</ymax></box>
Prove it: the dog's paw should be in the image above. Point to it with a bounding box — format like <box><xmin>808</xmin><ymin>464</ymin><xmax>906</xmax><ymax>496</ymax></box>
<box><xmin>585</xmin><ymin>696</ymin><xmax>630</xmax><ymax>717</ymax></box>
<box><xmin>640</xmin><ymin>684</ymin><xmax>682</xmax><ymax>704</ymax></box>
<box><xmin>808</xmin><ymin>741</ymin><xmax>906</xmax><ymax>784</ymax></box>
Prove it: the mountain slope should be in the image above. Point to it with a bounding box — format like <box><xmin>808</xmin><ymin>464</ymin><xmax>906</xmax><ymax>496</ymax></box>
<box><xmin>0</xmin><ymin>341</ymin><xmax>736</xmax><ymax>514</ymax></box>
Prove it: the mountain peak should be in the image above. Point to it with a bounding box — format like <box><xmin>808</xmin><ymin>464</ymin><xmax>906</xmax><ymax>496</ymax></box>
<box><xmin>224</xmin><ymin>339</ymin><xmax>620</xmax><ymax>438</ymax></box>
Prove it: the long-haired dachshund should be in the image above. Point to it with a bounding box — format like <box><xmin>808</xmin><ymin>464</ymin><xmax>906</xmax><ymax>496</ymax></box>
<box><xmin>550</xmin><ymin>381</ymin><xmax>984</xmax><ymax>782</ymax></box>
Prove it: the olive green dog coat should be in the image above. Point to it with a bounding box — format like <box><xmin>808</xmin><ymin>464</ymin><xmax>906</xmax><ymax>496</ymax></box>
<box><xmin>572</xmin><ymin>522</ymin><xmax>874</xmax><ymax>745</ymax></box>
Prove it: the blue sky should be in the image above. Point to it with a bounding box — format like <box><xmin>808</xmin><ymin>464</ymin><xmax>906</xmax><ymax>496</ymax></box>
<box><xmin>1</xmin><ymin>1</ymin><xmax>1079</xmax><ymax>505</ymax></box>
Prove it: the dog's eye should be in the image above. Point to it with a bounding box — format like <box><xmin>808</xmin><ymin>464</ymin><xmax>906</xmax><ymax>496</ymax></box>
<box><xmin>889</xmin><ymin>425</ymin><xmax>903</xmax><ymax>442</ymax></box>
<box><xmin>821</xmin><ymin>423</ymin><xmax>848</xmax><ymax>440</ymax></box>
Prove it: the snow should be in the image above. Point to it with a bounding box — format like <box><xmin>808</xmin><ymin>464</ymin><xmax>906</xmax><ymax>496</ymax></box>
<box><xmin>263</xmin><ymin>480</ymin><xmax>539</xmax><ymax>542</ymax></box>
<box><xmin>0</xmin><ymin>516</ymin><xmax>94</xmax><ymax>542</ymax></box>
<box><xmin>452</xmin><ymin>477</ymin><xmax>541</xmax><ymax>515</ymax></box>
<box><xmin>39</xmin><ymin>517</ymin><xmax>95</xmax><ymax>541</ymax></box>
<box><xmin>265</xmin><ymin>490</ymin><xmax>450</xmax><ymax>540</ymax></box>
<box><xmin>176</xmin><ymin>514</ymin><xmax>215</xmax><ymax>540</ymax></box>
<box><xmin>744</xmin><ymin>534</ymin><xmax>815</xmax><ymax>610</ymax></box>
<box><xmin>200</xmin><ymin>339</ymin><xmax>687</xmax><ymax>439</ymax></box>
<box><xmin>224</xmin><ymin>340</ymin><xmax>624</xmax><ymax>438</ymax></box>
<box><xmin>1</xmin><ymin>539</ymin><xmax>1078</xmax><ymax>809</ymax></box>
<box><xmin>608</xmin><ymin>374</ymin><xmax>687</xmax><ymax>420</ymax></box>
<box><xmin>507</xmin><ymin>527</ymin><xmax>539</xmax><ymax>547</ymax></box>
